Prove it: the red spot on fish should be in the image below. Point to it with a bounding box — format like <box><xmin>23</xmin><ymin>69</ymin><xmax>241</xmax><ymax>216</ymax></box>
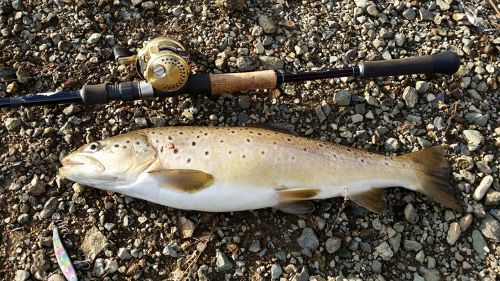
<box><xmin>169</xmin><ymin>143</ymin><xmax>176</xmax><ymax>150</ymax></box>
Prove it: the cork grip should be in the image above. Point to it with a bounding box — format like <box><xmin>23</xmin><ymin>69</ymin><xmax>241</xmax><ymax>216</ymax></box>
<box><xmin>210</xmin><ymin>70</ymin><xmax>277</xmax><ymax>95</ymax></box>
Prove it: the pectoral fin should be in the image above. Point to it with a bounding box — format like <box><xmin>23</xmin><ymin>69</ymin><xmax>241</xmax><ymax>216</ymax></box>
<box><xmin>148</xmin><ymin>169</ymin><xmax>214</xmax><ymax>193</ymax></box>
<box><xmin>350</xmin><ymin>188</ymin><xmax>386</xmax><ymax>214</ymax></box>
<box><xmin>276</xmin><ymin>188</ymin><xmax>320</xmax><ymax>202</ymax></box>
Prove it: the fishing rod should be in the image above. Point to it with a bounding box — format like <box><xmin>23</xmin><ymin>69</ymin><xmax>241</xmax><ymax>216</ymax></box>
<box><xmin>0</xmin><ymin>37</ymin><xmax>460</xmax><ymax>108</ymax></box>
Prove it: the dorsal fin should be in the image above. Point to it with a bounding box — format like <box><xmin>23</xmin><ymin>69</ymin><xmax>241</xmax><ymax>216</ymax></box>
<box><xmin>350</xmin><ymin>189</ymin><xmax>386</xmax><ymax>214</ymax></box>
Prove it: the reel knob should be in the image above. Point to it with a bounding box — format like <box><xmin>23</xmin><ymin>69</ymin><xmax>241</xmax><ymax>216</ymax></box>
<box><xmin>115</xmin><ymin>37</ymin><xmax>190</xmax><ymax>92</ymax></box>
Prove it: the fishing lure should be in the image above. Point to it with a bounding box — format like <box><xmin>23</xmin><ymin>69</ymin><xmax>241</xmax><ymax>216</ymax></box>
<box><xmin>53</xmin><ymin>227</ymin><xmax>78</xmax><ymax>281</ymax></box>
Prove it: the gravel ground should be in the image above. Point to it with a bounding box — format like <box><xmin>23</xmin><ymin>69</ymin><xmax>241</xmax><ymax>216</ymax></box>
<box><xmin>1</xmin><ymin>0</ymin><xmax>499</xmax><ymax>280</ymax></box>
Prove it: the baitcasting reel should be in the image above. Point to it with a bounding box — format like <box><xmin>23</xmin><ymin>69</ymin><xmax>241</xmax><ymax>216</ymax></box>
<box><xmin>114</xmin><ymin>37</ymin><xmax>191</xmax><ymax>92</ymax></box>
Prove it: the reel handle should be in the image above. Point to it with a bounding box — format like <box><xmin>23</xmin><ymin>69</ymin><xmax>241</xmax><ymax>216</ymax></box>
<box><xmin>360</xmin><ymin>51</ymin><xmax>460</xmax><ymax>78</ymax></box>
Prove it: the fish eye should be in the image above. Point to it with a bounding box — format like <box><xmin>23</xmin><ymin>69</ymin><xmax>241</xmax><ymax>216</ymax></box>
<box><xmin>87</xmin><ymin>142</ymin><xmax>100</xmax><ymax>152</ymax></box>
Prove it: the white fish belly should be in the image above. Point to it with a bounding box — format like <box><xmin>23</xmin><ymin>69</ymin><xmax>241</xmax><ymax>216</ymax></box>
<box><xmin>119</xmin><ymin>174</ymin><xmax>278</xmax><ymax>212</ymax></box>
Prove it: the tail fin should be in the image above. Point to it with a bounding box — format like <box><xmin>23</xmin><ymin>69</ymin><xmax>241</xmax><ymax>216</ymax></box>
<box><xmin>399</xmin><ymin>146</ymin><xmax>462</xmax><ymax>211</ymax></box>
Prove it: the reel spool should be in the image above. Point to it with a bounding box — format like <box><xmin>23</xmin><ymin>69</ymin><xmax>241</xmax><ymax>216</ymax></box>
<box><xmin>115</xmin><ymin>37</ymin><xmax>190</xmax><ymax>92</ymax></box>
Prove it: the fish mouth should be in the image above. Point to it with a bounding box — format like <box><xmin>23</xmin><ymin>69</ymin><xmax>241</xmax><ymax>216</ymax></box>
<box><xmin>61</xmin><ymin>154</ymin><xmax>105</xmax><ymax>172</ymax></box>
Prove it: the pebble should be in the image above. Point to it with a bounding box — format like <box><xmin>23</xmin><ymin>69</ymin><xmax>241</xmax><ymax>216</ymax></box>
<box><xmin>87</xmin><ymin>33</ymin><xmax>101</xmax><ymax>45</ymax></box>
<box><xmin>371</xmin><ymin>260</ymin><xmax>382</xmax><ymax>273</ymax></box>
<box><xmin>384</xmin><ymin>138</ymin><xmax>400</xmax><ymax>152</ymax></box>
<box><xmin>104</xmin><ymin>259</ymin><xmax>119</xmax><ymax>273</ymax></box>
<box><xmin>485</xmin><ymin>190</ymin><xmax>500</xmax><ymax>206</ymax></box>
<box><xmin>395</xmin><ymin>34</ymin><xmax>405</xmax><ymax>46</ymax></box>
<box><xmin>472</xmin><ymin>229</ymin><xmax>489</xmax><ymax>257</ymax></box>
<box><xmin>404</xmin><ymin>203</ymin><xmax>419</xmax><ymax>224</ymax></box>
<box><xmin>388</xmin><ymin>233</ymin><xmax>401</xmax><ymax>253</ymax></box>
<box><xmin>465</xmin><ymin>112</ymin><xmax>488</xmax><ymax>126</ymax></box>
<box><xmin>63</xmin><ymin>104</ymin><xmax>81</xmax><ymax>116</ymax></box>
<box><xmin>117</xmin><ymin>248</ymin><xmax>132</xmax><ymax>259</ymax></box>
<box><xmin>419</xmin><ymin>8</ymin><xmax>435</xmax><ymax>21</ymax></box>
<box><xmin>259</xmin><ymin>56</ymin><xmax>284</xmax><ymax>70</ymax></box>
<box><xmin>325</xmin><ymin>237</ymin><xmax>341</xmax><ymax>253</ymax></box>
<box><xmin>178</xmin><ymin>216</ymin><xmax>195</xmax><ymax>238</ymax></box>
<box><xmin>463</xmin><ymin>130</ymin><xmax>483</xmax><ymax>151</ymax></box>
<box><xmin>473</xmin><ymin>175</ymin><xmax>493</xmax><ymax>200</ymax></box>
<box><xmin>415</xmin><ymin>81</ymin><xmax>430</xmax><ymax>94</ymax></box>
<box><xmin>216</xmin><ymin>250</ymin><xmax>233</xmax><ymax>271</ymax></box>
<box><xmin>17</xmin><ymin>214</ymin><xmax>29</xmax><ymax>223</ymax></box>
<box><xmin>81</xmin><ymin>226</ymin><xmax>108</xmax><ymax>262</ymax></box>
<box><xmin>16</xmin><ymin>67</ymin><xmax>31</xmax><ymax>84</ymax></box>
<box><xmin>237</xmin><ymin>95</ymin><xmax>251</xmax><ymax>109</ymax></box>
<box><xmin>459</xmin><ymin>214</ymin><xmax>473</xmax><ymax>231</ymax></box>
<box><xmin>366</xmin><ymin>4</ymin><xmax>379</xmax><ymax>17</ymax></box>
<box><xmin>415</xmin><ymin>250</ymin><xmax>425</xmax><ymax>263</ymax></box>
<box><xmin>271</xmin><ymin>264</ymin><xmax>282</xmax><ymax>279</ymax></box>
<box><xmin>249</xmin><ymin>240</ymin><xmax>261</xmax><ymax>252</ymax></box>
<box><xmin>258</xmin><ymin>15</ymin><xmax>276</xmax><ymax>34</ymax></box>
<box><xmin>236</xmin><ymin>57</ymin><xmax>256</xmax><ymax>71</ymax></box>
<box><xmin>297</xmin><ymin>228</ymin><xmax>319</xmax><ymax>251</ymax></box>
<box><xmin>6</xmin><ymin>82</ymin><xmax>18</xmax><ymax>93</ymax></box>
<box><xmin>162</xmin><ymin>244</ymin><xmax>177</xmax><ymax>257</ymax></box>
<box><xmin>315</xmin><ymin>104</ymin><xmax>327</xmax><ymax>123</ymax></box>
<box><xmin>334</xmin><ymin>89</ymin><xmax>351</xmax><ymax>106</ymax></box>
<box><xmin>14</xmin><ymin>270</ymin><xmax>30</xmax><ymax>281</ymax></box>
<box><xmin>94</xmin><ymin>258</ymin><xmax>105</xmax><ymax>277</ymax></box>
<box><xmin>4</xmin><ymin>117</ymin><xmax>21</xmax><ymax>131</ymax></box>
<box><xmin>292</xmin><ymin>267</ymin><xmax>309</xmax><ymax>281</ymax></box>
<box><xmin>402</xmin><ymin>86</ymin><xmax>418</xmax><ymax>108</ymax></box>
<box><xmin>403</xmin><ymin>8</ymin><xmax>416</xmax><ymax>20</ymax></box>
<box><xmin>446</xmin><ymin>222</ymin><xmax>461</xmax><ymax>245</ymax></box>
<box><xmin>375</xmin><ymin>242</ymin><xmax>394</xmax><ymax>260</ymax></box>
<box><xmin>40</xmin><ymin>197</ymin><xmax>58</xmax><ymax>219</ymax></box>
<box><xmin>403</xmin><ymin>240</ymin><xmax>422</xmax><ymax>252</ymax></box>
<box><xmin>420</xmin><ymin>268</ymin><xmax>441</xmax><ymax>281</ymax></box>
<box><xmin>479</xmin><ymin>216</ymin><xmax>500</xmax><ymax>241</ymax></box>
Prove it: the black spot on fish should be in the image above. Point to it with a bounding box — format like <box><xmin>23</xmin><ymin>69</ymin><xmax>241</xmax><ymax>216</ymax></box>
<box><xmin>126</xmin><ymin>140</ymin><xmax>130</xmax><ymax>144</ymax></box>
<box><xmin>385</xmin><ymin>162</ymin><xmax>389</xmax><ymax>166</ymax></box>
<box><xmin>287</xmin><ymin>138</ymin><xmax>291</xmax><ymax>142</ymax></box>
<box><xmin>204</xmin><ymin>133</ymin><xmax>208</xmax><ymax>136</ymax></box>
<box><xmin>160</xmin><ymin>147</ymin><xmax>164</xmax><ymax>153</ymax></box>
<box><xmin>347</xmin><ymin>148</ymin><xmax>351</xmax><ymax>152</ymax></box>
<box><xmin>360</xmin><ymin>159</ymin><xmax>365</xmax><ymax>163</ymax></box>
<box><xmin>136</xmin><ymin>142</ymin><xmax>140</xmax><ymax>145</ymax></box>
<box><xmin>229</xmin><ymin>151</ymin><xmax>232</xmax><ymax>154</ymax></box>
<box><xmin>173</xmin><ymin>149</ymin><xmax>178</xmax><ymax>154</ymax></box>
<box><xmin>319</xmin><ymin>144</ymin><xmax>324</xmax><ymax>147</ymax></box>
<box><xmin>187</xmin><ymin>158</ymin><xmax>191</xmax><ymax>163</ymax></box>
<box><xmin>273</xmin><ymin>141</ymin><xmax>277</xmax><ymax>145</ymax></box>
<box><xmin>261</xmin><ymin>151</ymin><xmax>265</xmax><ymax>155</ymax></box>
<box><xmin>220</xmin><ymin>140</ymin><xmax>224</xmax><ymax>143</ymax></box>
<box><xmin>151</xmin><ymin>131</ymin><xmax>155</xmax><ymax>134</ymax></box>
<box><xmin>246</xmin><ymin>139</ymin><xmax>250</xmax><ymax>142</ymax></box>
<box><xmin>197</xmin><ymin>135</ymin><xmax>200</xmax><ymax>139</ymax></box>
<box><xmin>192</xmin><ymin>141</ymin><xmax>196</xmax><ymax>146</ymax></box>
<box><xmin>179</xmin><ymin>132</ymin><xmax>183</xmax><ymax>135</ymax></box>
<box><xmin>205</xmin><ymin>151</ymin><xmax>209</xmax><ymax>155</ymax></box>
<box><xmin>257</xmin><ymin>132</ymin><xmax>262</xmax><ymax>136</ymax></box>
<box><xmin>231</xmin><ymin>130</ymin><xmax>235</xmax><ymax>134</ymax></box>
<box><xmin>168</xmin><ymin>136</ymin><xmax>172</xmax><ymax>140</ymax></box>
<box><xmin>114</xmin><ymin>144</ymin><xmax>119</xmax><ymax>148</ymax></box>
<box><xmin>123</xmin><ymin>146</ymin><xmax>127</xmax><ymax>149</ymax></box>
<box><xmin>292</xmin><ymin>157</ymin><xmax>295</xmax><ymax>160</ymax></box>
<box><xmin>242</xmin><ymin>155</ymin><xmax>246</xmax><ymax>158</ymax></box>
<box><xmin>303</xmin><ymin>148</ymin><xmax>307</xmax><ymax>151</ymax></box>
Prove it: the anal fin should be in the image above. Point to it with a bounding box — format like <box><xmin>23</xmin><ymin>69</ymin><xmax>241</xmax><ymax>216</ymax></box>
<box><xmin>350</xmin><ymin>188</ymin><xmax>386</xmax><ymax>214</ymax></box>
<box><xmin>276</xmin><ymin>201</ymin><xmax>316</xmax><ymax>214</ymax></box>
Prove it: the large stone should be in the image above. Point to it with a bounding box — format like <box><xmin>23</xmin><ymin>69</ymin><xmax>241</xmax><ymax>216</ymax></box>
<box><xmin>297</xmin><ymin>228</ymin><xmax>319</xmax><ymax>251</ymax></box>
<box><xmin>258</xmin><ymin>15</ymin><xmax>277</xmax><ymax>34</ymax></box>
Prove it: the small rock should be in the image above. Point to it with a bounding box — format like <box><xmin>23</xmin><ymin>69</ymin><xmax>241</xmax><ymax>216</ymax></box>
<box><xmin>384</xmin><ymin>138</ymin><xmax>399</xmax><ymax>152</ymax></box>
<box><xmin>259</xmin><ymin>56</ymin><xmax>284</xmax><ymax>70</ymax></box>
<box><xmin>87</xmin><ymin>33</ymin><xmax>101</xmax><ymax>45</ymax></box>
<box><xmin>17</xmin><ymin>214</ymin><xmax>29</xmax><ymax>224</ymax></box>
<box><xmin>472</xmin><ymin>229</ymin><xmax>489</xmax><ymax>257</ymax></box>
<box><xmin>63</xmin><ymin>104</ymin><xmax>81</xmax><ymax>116</ymax></box>
<box><xmin>81</xmin><ymin>226</ymin><xmax>108</xmax><ymax>262</ymax></box>
<box><xmin>171</xmin><ymin>6</ymin><xmax>183</xmax><ymax>16</ymax></box>
<box><xmin>366</xmin><ymin>4</ymin><xmax>379</xmax><ymax>17</ymax></box>
<box><xmin>258</xmin><ymin>15</ymin><xmax>276</xmax><ymax>34</ymax></box>
<box><xmin>415</xmin><ymin>250</ymin><xmax>425</xmax><ymax>263</ymax></box>
<box><xmin>465</xmin><ymin>112</ymin><xmax>488</xmax><ymax>126</ymax></box>
<box><xmin>270</xmin><ymin>264</ymin><xmax>282</xmax><ymax>279</ymax></box>
<box><xmin>297</xmin><ymin>228</ymin><xmax>319</xmax><ymax>251</ymax></box>
<box><xmin>28</xmin><ymin>176</ymin><xmax>46</xmax><ymax>196</ymax></box>
<box><xmin>419</xmin><ymin>8</ymin><xmax>435</xmax><ymax>21</ymax></box>
<box><xmin>249</xmin><ymin>240</ymin><xmax>261</xmax><ymax>252</ymax></box>
<box><xmin>117</xmin><ymin>248</ymin><xmax>132</xmax><ymax>260</ymax></box>
<box><xmin>334</xmin><ymin>89</ymin><xmax>351</xmax><ymax>106</ymax></box>
<box><xmin>395</xmin><ymin>34</ymin><xmax>405</xmax><ymax>46</ymax></box>
<box><xmin>485</xmin><ymin>190</ymin><xmax>500</xmax><ymax>206</ymax></box>
<box><xmin>162</xmin><ymin>244</ymin><xmax>177</xmax><ymax>257</ymax></box>
<box><xmin>351</xmin><ymin>114</ymin><xmax>363</xmax><ymax>123</ymax></box>
<box><xmin>415</xmin><ymin>81</ymin><xmax>430</xmax><ymax>94</ymax></box>
<box><xmin>40</xmin><ymin>197</ymin><xmax>58</xmax><ymax>219</ymax></box>
<box><xmin>388</xmin><ymin>233</ymin><xmax>401</xmax><ymax>253</ymax></box>
<box><xmin>236</xmin><ymin>57</ymin><xmax>256</xmax><ymax>72</ymax></box>
<box><xmin>463</xmin><ymin>130</ymin><xmax>483</xmax><ymax>151</ymax></box>
<box><xmin>237</xmin><ymin>95</ymin><xmax>251</xmax><ymax>109</ymax></box>
<box><xmin>14</xmin><ymin>270</ymin><xmax>30</xmax><ymax>281</ymax></box>
<box><xmin>216</xmin><ymin>250</ymin><xmax>233</xmax><ymax>271</ymax></box>
<box><xmin>47</xmin><ymin>274</ymin><xmax>65</xmax><ymax>281</ymax></box>
<box><xmin>315</xmin><ymin>104</ymin><xmax>327</xmax><ymax>123</ymax></box>
<box><xmin>292</xmin><ymin>267</ymin><xmax>309</xmax><ymax>281</ymax></box>
<box><xmin>403</xmin><ymin>8</ymin><xmax>416</xmax><ymax>20</ymax></box>
<box><xmin>479</xmin><ymin>216</ymin><xmax>500</xmax><ymax>241</ymax></box>
<box><xmin>421</xmin><ymin>268</ymin><xmax>441</xmax><ymax>281</ymax></box>
<box><xmin>325</xmin><ymin>237</ymin><xmax>341</xmax><ymax>253</ymax></box>
<box><xmin>371</xmin><ymin>260</ymin><xmax>382</xmax><ymax>273</ymax></box>
<box><xmin>403</xmin><ymin>240</ymin><xmax>422</xmax><ymax>252</ymax></box>
<box><xmin>178</xmin><ymin>217</ymin><xmax>195</xmax><ymax>238</ymax></box>
<box><xmin>6</xmin><ymin>82</ymin><xmax>18</xmax><ymax>93</ymax></box>
<box><xmin>375</xmin><ymin>242</ymin><xmax>394</xmax><ymax>260</ymax></box>
<box><xmin>72</xmin><ymin>183</ymin><xmax>85</xmax><ymax>193</ymax></box>
<box><xmin>473</xmin><ymin>175</ymin><xmax>493</xmax><ymax>200</ymax></box>
<box><xmin>16</xmin><ymin>67</ymin><xmax>31</xmax><ymax>84</ymax></box>
<box><xmin>446</xmin><ymin>222</ymin><xmax>461</xmax><ymax>245</ymax></box>
<box><xmin>141</xmin><ymin>1</ymin><xmax>154</xmax><ymax>10</ymax></box>
<box><xmin>93</xmin><ymin>258</ymin><xmax>105</xmax><ymax>277</ymax></box>
<box><xmin>459</xmin><ymin>214</ymin><xmax>473</xmax><ymax>231</ymax></box>
<box><xmin>104</xmin><ymin>259</ymin><xmax>119</xmax><ymax>273</ymax></box>
<box><xmin>402</xmin><ymin>86</ymin><xmax>418</xmax><ymax>108</ymax></box>
<box><xmin>4</xmin><ymin>117</ymin><xmax>21</xmax><ymax>131</ymax></box>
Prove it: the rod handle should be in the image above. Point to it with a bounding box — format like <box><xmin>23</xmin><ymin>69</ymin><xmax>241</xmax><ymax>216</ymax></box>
<box><xmin>360</xmin><ymin>51</ymin><xmax>460</xmax><ymax>78</ymax></box>
<box><xmin>209</xmin><ymin>70</ymin><xmax>277</xmax><ymax>95</ymax></box>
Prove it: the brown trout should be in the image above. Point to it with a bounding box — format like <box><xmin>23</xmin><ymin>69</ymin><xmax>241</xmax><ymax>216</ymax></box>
<box><xmin>59</xmin><ymin>126</ymin><xmax>462</xmax><ymax>213</ymax></box>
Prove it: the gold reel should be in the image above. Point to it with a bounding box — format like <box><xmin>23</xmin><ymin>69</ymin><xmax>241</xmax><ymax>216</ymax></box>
<box><xmin>118</xmin><ymin>37</ymin><xmax>190</xmax><ymax>92</ymax></box>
